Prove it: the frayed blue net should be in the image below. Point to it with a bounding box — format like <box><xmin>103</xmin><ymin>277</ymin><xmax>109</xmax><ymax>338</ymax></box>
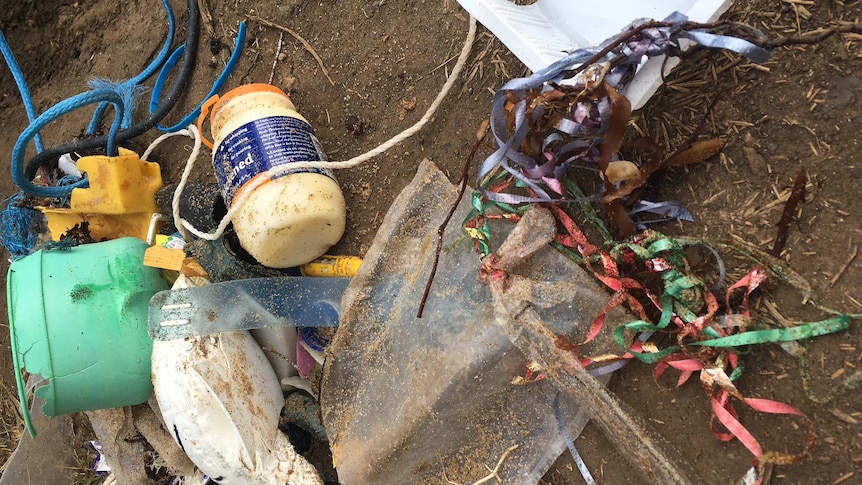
<box><xmin>0</xmin><ymin>192</ymin><xmax>47</xmax><ymax>259</ymax></box>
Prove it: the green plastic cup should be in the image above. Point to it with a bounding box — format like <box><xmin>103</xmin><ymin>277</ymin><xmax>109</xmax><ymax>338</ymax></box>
<box><xmin>7</xmin><ymin>237</ymin><xmax>170</xmax><ymax>436</ymax></box>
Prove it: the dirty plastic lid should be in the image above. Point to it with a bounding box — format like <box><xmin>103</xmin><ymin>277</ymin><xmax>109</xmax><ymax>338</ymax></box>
<box><xmin>209</xmin><ymin>83</ymin><xmax>291</xmax><ymax>124</ymax></box>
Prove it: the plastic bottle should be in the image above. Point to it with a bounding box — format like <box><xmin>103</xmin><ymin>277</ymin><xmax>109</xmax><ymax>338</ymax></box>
<box><xmin>202</xmin><ymin>84</ymin><xmax>346</xmax><ymax>268</ymax></box>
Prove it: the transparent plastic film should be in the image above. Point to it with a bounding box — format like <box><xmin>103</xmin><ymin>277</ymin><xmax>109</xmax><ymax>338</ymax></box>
<box><xmin>321</xmin><ymin>160</ymin><xmax>628</xmax><ymax>484</ymax></box>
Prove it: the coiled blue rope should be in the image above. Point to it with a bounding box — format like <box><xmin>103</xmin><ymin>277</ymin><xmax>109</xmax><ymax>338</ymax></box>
<box><xmin>12</xmin><ymin>90</ymin><xmax>125</xmax><ymax>197</ymax></box>
<box><xmin>151</xmin><ymin>21</ymin><xmax>247</xmax><ymax>132</ymax></box>
<box><xmin>86</xmin><ymin>0</ymin><xmax>175</xmax><ymax>133</ymax></box>
<box><xmin>0</xmin><ymin>30</ymin><xmax>44</xmax><ymax>153</ymax></box>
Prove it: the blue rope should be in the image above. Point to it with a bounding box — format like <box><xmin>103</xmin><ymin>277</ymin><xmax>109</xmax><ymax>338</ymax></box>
<box><xmin>152</xmin><ymin>21</ymin><xmax>247</xmax><ymax>132</ymax></box>
<box><xmin>12</xmin><ymin>90</ymin><xmax>125</xmax><ymax>197</ymax></box>
<box><xmin>86</xmin><ymin>0</ymin><xmax>175</xmax><ymax>133</ymax></box>
<box><xmin>86</xmin><ymin>80</ymin><xmax>146</xmax><ymax>133</ymax></box>
<box><xmin>55</xmin><ymin>174</ymin><xmax>83</xmax><ymax>206</ymax></box>
<box><xmin>0</xmin><ymin>192</ymin><xmax>45</xmax><ymax>259</ymax></box>
<box><xmin>0</xmin><ymin>30</ymin><xmax>44</xmax><ymax>153</ymax></box>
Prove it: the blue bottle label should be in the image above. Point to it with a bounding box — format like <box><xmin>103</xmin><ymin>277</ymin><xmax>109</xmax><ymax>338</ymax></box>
<box><xmin>213</xmin><ymin>115</ymin><xmax>333</xmax><ymax>206</ymax></box>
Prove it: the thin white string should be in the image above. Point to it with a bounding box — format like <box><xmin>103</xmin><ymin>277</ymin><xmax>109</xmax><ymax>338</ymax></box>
<box><xmin>171</xmin><ymin>124</ymin><xmax>202</xmax><ymax>242</ymax></box>
<box><xmin>141</xmin><ymin>125</ymin><xmax>203</xmax><ymax>242</ymax></box>
<box><xmin>173</xmin><ymin>15</ymin><xmax>478</xmax><ymax>241</ymax></box>
<box><xmin>141</xmin><ymin>129</ymin><xmax>192</xmax><ymax>161</ymax></box>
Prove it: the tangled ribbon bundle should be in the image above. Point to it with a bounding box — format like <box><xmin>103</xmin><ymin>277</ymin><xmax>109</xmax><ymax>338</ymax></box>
<box><xmin>462</xmin><ymin>11</ymin><xmax>852</xmax><ymax>481</ymax></box>
<box><xmin>478</xmin><ymin>12</ymin><xmax>769</xmax><ymax>207</ymax></box>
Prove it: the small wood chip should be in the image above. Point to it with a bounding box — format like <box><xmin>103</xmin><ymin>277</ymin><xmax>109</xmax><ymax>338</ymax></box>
<box><xmin>834</xmin><ymin>471</ymin><xmax>854</xmax><ymax>484</ymax></box>
<box><xmin>830</xmin><ymin>408</ymin><xmax>859</xmax><ymax>425</ymax></box>
<box><xmin>742</xmin><ymin>146</ymin><xmax>768</xmax><ymax>172</ymax></box>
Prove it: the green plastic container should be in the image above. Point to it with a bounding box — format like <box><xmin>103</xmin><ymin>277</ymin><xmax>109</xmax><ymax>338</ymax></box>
<box><xmin>7</xmin><ymin>238</ymin><xmax>169</xmax><ymax>436</ymax></box>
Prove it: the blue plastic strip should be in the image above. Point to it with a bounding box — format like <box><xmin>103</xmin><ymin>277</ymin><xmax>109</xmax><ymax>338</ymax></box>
<box><xmin>154</xmin><ymin>21</ymin><xmax>247</xmax><ymax>132</ymax></box>
<box><xmin>149</xmin><ymin>43</ymin><xmax>186</xmax><ymax>114</ymax></box>
<box><xmin>679</xmin><ymin>30</ymin><xmax>772</xmax><ymax>63</ymax></box>
<box><xmin>554</xmin><ymin>391</ymin><xmax>597</xmax><ymax>485</ymax></box>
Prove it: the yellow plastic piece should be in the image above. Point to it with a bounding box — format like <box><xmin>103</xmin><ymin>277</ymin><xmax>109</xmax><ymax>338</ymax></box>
<box><xmin>40</xmin><ymin>148</ymin><xmax>163</xmax><ymax>241</ymax></box>
<box><xmin>299</xmin><ymin>255</ymin><xmax>362</xmax><ymax>277</ymax></box>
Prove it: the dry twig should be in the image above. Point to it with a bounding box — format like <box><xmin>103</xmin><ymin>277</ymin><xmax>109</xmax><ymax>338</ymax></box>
<box><xmin>830</xmin><ymin>245</ymin><xmax>858</xmax><ymax>287</ymax></box>
<box><xmin>770</xmin><ymin>170</ymin><xmax>807</xmax><ymax>257</ymax></box>
<box><xmin>441</xmin><ymin>444</ymin><xmax>520</xmax><ymax>485</ymax></box>
<box><xmin>417</xmin><ymin>121</ymin><xmax>489</xmax><ymax>318</ymax></box>
<box><xmin>752</xmin><ymin>21</ymin><xmax>862</xmax><ymax>48</ymax></box>
<box><xmin>248</xmin><ymin>15</ymin><xmax>336</xmax><ymax>85</ymax></box>
<box><xmin>269</xmin><ymin>31</ymin><xmax>285</xmax><ymax>85</ymax></box>
<box><xmin>470</xmin><ymin>444</ymin><xmax>519</xmax><ymax>485</ymax></box>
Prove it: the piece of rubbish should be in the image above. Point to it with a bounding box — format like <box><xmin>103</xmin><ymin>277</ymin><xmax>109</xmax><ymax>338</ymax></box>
<box><xmin>629</xmin><ymin>199</ymin><xmax>694</xmax><ymax>229</ymax></box>
<box><xmin>455</xmin><ymin>0</ymin><xmax>732</xmax><ymax>109</ymax></box>
<box><xmin>156</xmin><ymin>182</ymin><xmax>360</xmax><ymax>275</ymax></box>
<box><xmin>187</xmin><ymin>232</ymin><xmax>360</xmax><ymax>286</ymax></box>
<box><xmin>133</xmin><ymin>399</ymin><xmax>198</xmax><ymax>478</ymax></box>
<box><xmin>321</xmin><ymin>160</ymin><xmax>628</xmax><ymax>484</ymax></box>
<box><xmin>187</xmin><ymin>235</ymin><xmax>290</xmax><ymax>282</ymax></box>
<box><xmin>251</xmin><ymin>323</ymin><xmax>301</xmax><ymax>391</ymax></box>
<box><xmin>156</xmin><ymin>182</ymin><xmax>225</xmax><ymax>234</ymax></box>
<box><xmin>57</xmin><ymin>153</ymin><xmax>82</xmax><ymax>178</ymax></box>
<box><xmin>0</xmin><ymin>191</ymin><xmax>47</xmax><ymax>259</ymax></box>
<box><xmin>85</xmin><ymin>407</ymin><xmax>155</xmax><ymax>485</ymax></box>
<box><xmin>146</xmin><ymin>213</ymin><xmax>173</xmax><ymax>246</ymax></box>
<box><xmin>154</xmin><ymin>233</ymin><xmax>186</xmax><ymax>249</ymax></box>
<box><xmin>600</xmin><ymin>160</ymin><xmax>640</xmax><ymax>183</ymax></box>
<box><xmin>87</xmin><ymin>441</ymin><xmax>111</xmax><ymax>474</ymax></box>
<box><xmin>282</xmin><ymin>391</ymin><xmax>328</xmax><ymax>443</ymax></box>
<box><xmin>483</xmin><ymin>207</ymin><xmax>691</xmax><ymax>484</ymax></box>
<box><xmin>152</xmin><ymin>275</ymin><xmax>323</xmax><ymax>485</ymax></box>
<box><xmin>473</xmin><ymin>13</ymin><xmax>769</xmax><ymax>216</ymax></box>
<box><xmin>198</xmin><ymin>83</ymin><xmax>346</xmax><ymax>268</ymax></box>
<box><xmin>290</xmin><ymin>254</ymin><xmax>362</xmax><ymax>277</ymax></box>
<box><xmin>143</xmin><ymin>245</ymin><xmax>208</xmax><ymax>277</ymax></box>
<box><xmin>148</xmin><ymin>276</ymin><xmax>346</xmax><ymax>340</ymax></box>
<box><xmin>7</xmin><ymin>237</ymin><xmax>170</xmax><ymax>436</ymax></box>
<box><xmin>38</xmin><ymin>148</ymin><xmax>162</xmax><ymax>241</ymax></box>
<box><xmin>296</xmin><ymin>333</ymin><xmax>322</xmax><ymax>380</ymax></box>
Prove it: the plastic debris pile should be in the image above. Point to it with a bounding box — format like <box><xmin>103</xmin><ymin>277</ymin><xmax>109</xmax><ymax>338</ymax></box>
<box><xmin>0</xmin><ymin>2</ymin><xmax>857</xmax><ymax>485</ymax></box>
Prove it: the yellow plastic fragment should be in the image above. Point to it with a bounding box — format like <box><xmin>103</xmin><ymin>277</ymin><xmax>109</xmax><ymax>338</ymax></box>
<box><xmin>39</xmin><ymin>148</ymin><xmax>163</xmax><ymax>241</ymax></box>
<box><xmin>300</xmin><ymin>255</ymin><xmax>362</xmax><ymax>277</ymax></box>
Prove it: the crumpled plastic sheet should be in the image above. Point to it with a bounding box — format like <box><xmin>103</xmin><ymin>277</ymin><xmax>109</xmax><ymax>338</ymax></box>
<box><xmin>321</xmin><ymin>159</ymin><xmax>632</xmax><ymax>485</ymax></box>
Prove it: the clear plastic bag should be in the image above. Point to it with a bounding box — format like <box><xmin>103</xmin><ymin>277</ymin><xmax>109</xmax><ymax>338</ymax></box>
<box><xmin>322</xmin><ymin>160</ymin><xmax>631</xmax><ymax>484</ymax></box>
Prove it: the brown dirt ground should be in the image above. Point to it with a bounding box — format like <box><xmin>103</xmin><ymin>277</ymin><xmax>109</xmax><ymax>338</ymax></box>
<box><xmin>0</xmin><ymin>0</ymin><xmax>860</xmax><ymax>483</ymax></box>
